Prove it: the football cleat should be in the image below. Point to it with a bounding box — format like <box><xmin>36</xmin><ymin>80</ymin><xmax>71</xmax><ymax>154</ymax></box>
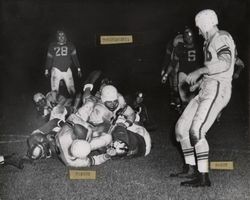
<box><xmin>180</xmin><ymin>172</ymin><xmax>211</xmax><ymax>187</ymax></box>
<box><xmin>170</xmin><ymin>164</ymin><xmax>198</xmax><ymax>179</ymax></box>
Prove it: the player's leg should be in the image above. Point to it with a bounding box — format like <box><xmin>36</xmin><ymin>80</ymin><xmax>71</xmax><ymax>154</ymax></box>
<box><xmin>181</xmin><ymin>83</ymin><xmax>231</xmax><ymax>187</ymax></box>
<box><xmin>63</xmin><ymin>68</ymin><xmax>75</xmax><ymax>96</ymax></box>
<box><xmin>90</xmin><ymin>134</ymin><xmax>112</xmax><ymax>151</ymax></box>
<box><xmin>51</xmin><ymin>67</ymin><xmax>62</xmax><ymax>92</ymax></box>
<box><xmin>170</xmin><ymin>96</ymin><xmax>199</xmax><ymax>178</ymax></box>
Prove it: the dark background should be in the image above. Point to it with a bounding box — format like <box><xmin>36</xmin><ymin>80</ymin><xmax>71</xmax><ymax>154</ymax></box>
<box><xmin>1</xmin><ymin>0</ymin><xmax>248</xmax><ymax>97</ymax></box>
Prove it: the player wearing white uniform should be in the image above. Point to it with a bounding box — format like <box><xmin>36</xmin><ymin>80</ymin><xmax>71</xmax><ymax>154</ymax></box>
<box><xmin>171</xmin><ymin>9</ymin><xmax>236</xmax><ymax>187</ymax></box>
<box><xmin>33</xmin><ymin>91</ymin><xmax>74</xmax><ymax>120</ymax></box>
<box><xmin>55</xmin><ymin>112</ymin><xmax>112</xmax><ymax>167</ymax></box>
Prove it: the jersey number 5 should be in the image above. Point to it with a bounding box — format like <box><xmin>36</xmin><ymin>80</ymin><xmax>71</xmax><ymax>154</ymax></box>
<box><xmin>55</xmin><ymin>46</ymin><xmax>68</xmax><ymax>56</ymax></box>
<box><xmin>188</xmin><ymin>50</ymin><xmax>196</xmax><ymax>62</ymax></box>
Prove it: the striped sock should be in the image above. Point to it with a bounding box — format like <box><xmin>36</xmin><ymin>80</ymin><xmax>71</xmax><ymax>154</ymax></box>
<box><xmin>195</xmin><ymin>139</ymin><xmax>209</xmax><ymax>173</ymax></box>
<box><xmin>180</xmin><ymin>138</ymin><xmax>196</xmax><ymax>166</ymax></box>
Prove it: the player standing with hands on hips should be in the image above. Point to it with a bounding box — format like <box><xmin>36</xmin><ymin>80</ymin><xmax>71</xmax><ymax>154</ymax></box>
<box><xmin>45</xmin><ymin>30</ymin><xmax>82</xmax><ymax>97</ymax></box>
<box><xmin>170</xmin><ymin>9</ymin><xmax>236</xmax><ymax>187</ymax></box>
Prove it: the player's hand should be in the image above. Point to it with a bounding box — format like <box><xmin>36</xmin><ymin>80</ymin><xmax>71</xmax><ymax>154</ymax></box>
<box><xmin>77</xmin><ymin>68</ymin><xmax>82</xmax><ymax>78</ymax></box>
<box><xmin>161</xmin><ymin>69</ymin><xmax>165</xmax><ymax>76</ymax></box>
<box><xmin>186</xmin><ymin>70</ymin><xmax>201</xmax><ymax>85</ymax></box>
<box><xmin>106</xmin><ymin>147</ymin><xmax>117</xmax><ymax>157</ymax></box>
<box><xmin>44</xmin><ymin>69</ymin><xmax>49</xmax><ymax>78</ymax></box>
<box><xmin>161</xmin><ymin>73</ymin><xmax>168</xmax><ymax>84</ymax></box>
<box><xmin>233</xmin><ymin>73</ymin><xmax>239</xmax><ymax>79</ymax></box>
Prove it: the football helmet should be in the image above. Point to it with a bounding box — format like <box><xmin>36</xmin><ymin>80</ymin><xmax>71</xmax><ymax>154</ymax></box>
<box><xmin>101</xmin><ymin>85</ymin><xmax>119</xmax><ymax>111</ymax></box>
<box><xmin>33</xmin><ymin>93</ymin><xmax>47</xmax><ymax>114</ymax></box>
<box><xmin>112</xmin><ymin>140</ymin><xmax>129</xmax><ymax>155</ymax></box>
<box><xmin>27</xmin><ymin>132</ymin><xmax>51</xmax><ymax>160</ymax></box>
<box><xmin>33</xmin><ymin>93</ymin><xmax>46</xmax><ymax>104</ymax></box>
<box><xmin>183</xmin><ymin>27</ymin><xmax>194</xmax><ymax>45</ymax></box>
<box><xmin>195</xmin><ymin>9</ymin><xmax>218</xmax><ymax>34</ymax></box>
<box><xmin>70</xmin><ymin>139</ymin><xmax>91</xmax><ymax>159</ymax></box>
<box><xmin>135</xmin><ymin>91</ymin><xmax>144</xmax><ymax>104</ymax></box>
<box><xmin>56</xmin><ymin>30</ymin><xmax>67</xmax><ymax>45</ymax></box>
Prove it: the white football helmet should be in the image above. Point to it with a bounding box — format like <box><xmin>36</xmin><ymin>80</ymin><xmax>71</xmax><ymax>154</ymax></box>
<box><xmin>70</xmin><ymin>139</ymin><xmax>91</xmax><ymax>159</ymax></box>
<box><xmin>33</xmin><ymin>93</ymin><xmax>46</xmax><ymax>103</ymax></box>
<box><xmin>195</xmin><ymin>9</ymin><xmax>218</xmax><ymax>34</ymax></box>
<box><xmin>101</xmin><ymin>85</ymin><xmax>119</xmax><ymax>111</ymax></box>
<box><xmin>101</xmin><ymin>85</ymin><xmax>118</xmax><ymax>102</ymax></box>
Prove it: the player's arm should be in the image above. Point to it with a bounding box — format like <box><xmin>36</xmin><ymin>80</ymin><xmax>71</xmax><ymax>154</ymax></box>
<box><xmin>70</xmin><ymin>44</ymin><xmax>81</xmax><ymax>76</ymax></box>
<box><xmin>206</xmin><ymin>35</ymin><xmax>235</xmax><ymax>75</ymax></box>
<box><xmin>117</xmin><ymin>95</ymin><xmax>136</xmax><ymax>127</ymax></box>
<box><xmin>161</xmin><ymin>42</ymin><xmax>173</xmax><ymax>75</ymax></box>
<box><xmin>89</xmin><ymin>154</ymin><xmax>111</xmax><ymax>165</ymax></box>
<box><xmin>162</xmin><ymin>45</ymin><xmax>178</xmax><ymax>82</ymax></box>
<box><xmin>82</xmin><ymin>70</ymin><xmax>102</xmax><ymax>95</ymax></box>
<box><xmin>72</xmin><ymin>93</ymin><xmax>82</xmax><ymax>112</ymax></box>
<box><xmin>233</xmin><ymin>56</ymin><xmax>245</xmax><ymax>79</ymax></box>
<box><xmin>45</xmin><ymin>44</ymin><xmax>54</xmax><ymax>76</ymax></box>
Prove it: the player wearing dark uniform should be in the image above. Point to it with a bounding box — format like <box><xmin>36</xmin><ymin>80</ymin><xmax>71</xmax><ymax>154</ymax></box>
<box><xmin>45</xmin><ymin>30</ymin><xmax>82</xmax><ymax>96</ymax></box>
<box><xmin>161</xmin><ymin>33</ymin><xmax>183</xmax><ymax>107</ymax></box>
<box><xmin>171</xmin><ymin>27</ymin><xmax>203</xmax><ymax>111</ymax></box>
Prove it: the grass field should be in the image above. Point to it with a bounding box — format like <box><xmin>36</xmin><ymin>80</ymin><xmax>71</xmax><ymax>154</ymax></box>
<box><xmin>0</xmin><ymin>84</ymin><xmax>249</xmax><ymax>200</ymax></box>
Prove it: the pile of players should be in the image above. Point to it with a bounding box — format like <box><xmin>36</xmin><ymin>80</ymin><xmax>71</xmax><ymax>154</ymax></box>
<box><xmin>1</xmin><ymin>73</ymin><xmax>152</xmax><ymax>169</ymax></box>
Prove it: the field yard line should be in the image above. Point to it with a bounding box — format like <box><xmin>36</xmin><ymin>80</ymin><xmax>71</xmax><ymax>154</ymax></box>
<box><xmin>211</xmin><ymin>148</ymin><xmax>250</xmax><ymax>154</ymax></box>
<box><xmin>0</xmin><ymin>140</ymin><xmax>26</xmax><ymax>144</ymax></box>
<box><xmin>164</xmin><ymin>146</ymin><xmax>250</xmax><ymax>154</ymax></box>
<box><xmin>0</xmin><ymin>134</ymin><xmax>29</xmax><ymax>138</ymax></box>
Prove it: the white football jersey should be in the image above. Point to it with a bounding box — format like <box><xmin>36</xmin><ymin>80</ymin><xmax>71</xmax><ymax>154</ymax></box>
<box><xmin>204</xmin><ymin>30</ymin><xmax>236</xmax><ymax>82</ymax></box>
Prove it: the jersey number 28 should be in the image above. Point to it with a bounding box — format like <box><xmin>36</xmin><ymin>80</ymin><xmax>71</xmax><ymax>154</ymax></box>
<box><xmin>54</xmin><ymin>46</ymin><xmax>68</xmax><ymax>56</ymax></box>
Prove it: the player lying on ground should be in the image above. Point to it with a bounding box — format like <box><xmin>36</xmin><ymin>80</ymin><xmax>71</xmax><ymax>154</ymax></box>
<box><xmin>33</xmin><ymin>90</ymin><xmax>80</xmax><ymax>120</ymax></box>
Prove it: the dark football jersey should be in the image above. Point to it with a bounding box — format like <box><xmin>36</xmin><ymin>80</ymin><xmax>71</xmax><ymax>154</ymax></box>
<box><xmin>174</xmin><ymin>42</ymin><xmax>201</xmax><ymax>74</ymax></box>
<box><xmin>126</xmin><ymin>130</ymin><xmax>146</xmax><ymax>158</ymax></box>
<box><xmin>46</xmin><ymin>42</ymin><xmax>80</xmax><ymax>72</ymax></box>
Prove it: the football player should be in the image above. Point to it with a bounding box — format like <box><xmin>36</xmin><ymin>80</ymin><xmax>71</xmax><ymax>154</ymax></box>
<box><xmin>171</xmin><ymin>9</ymin><xmax>236</xmax><ymax>187</ymax></box>
<box><xmin>161</xmin><ymin>33</ymin><xmax>183</xmax><ymax>108</ymax></box>
<box><xmin>33</xmin><ymin>90</ymin><xmax>79</xmax><ymax>120</ymax></box>
<box><xmin>106</xmin><ymin>117</ymin><xmax>152</xmax><ymax>160</ymax></box>
<box><xmin>171</xmin><ymin>27</ymin><xmax>203</xmax><ymax>112</ymax></box>
<box><xmin>45</xmin><ymin>30</ymin><xmax>82</xmax><ymax>97</ymax></box>
<box><xmin>26</xmin><ymin>109</ymin><xmax>113</xmax><ymax>167</ymax></box>
<box><xmin>77</xmin><ymin>85</ymin><xmax>136</xmax><ymax>129</ymax></box>
<box><xmin>54</xmin><ymin>112</ymin><xmax>113</xmax><ymax>167</ymax></box>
